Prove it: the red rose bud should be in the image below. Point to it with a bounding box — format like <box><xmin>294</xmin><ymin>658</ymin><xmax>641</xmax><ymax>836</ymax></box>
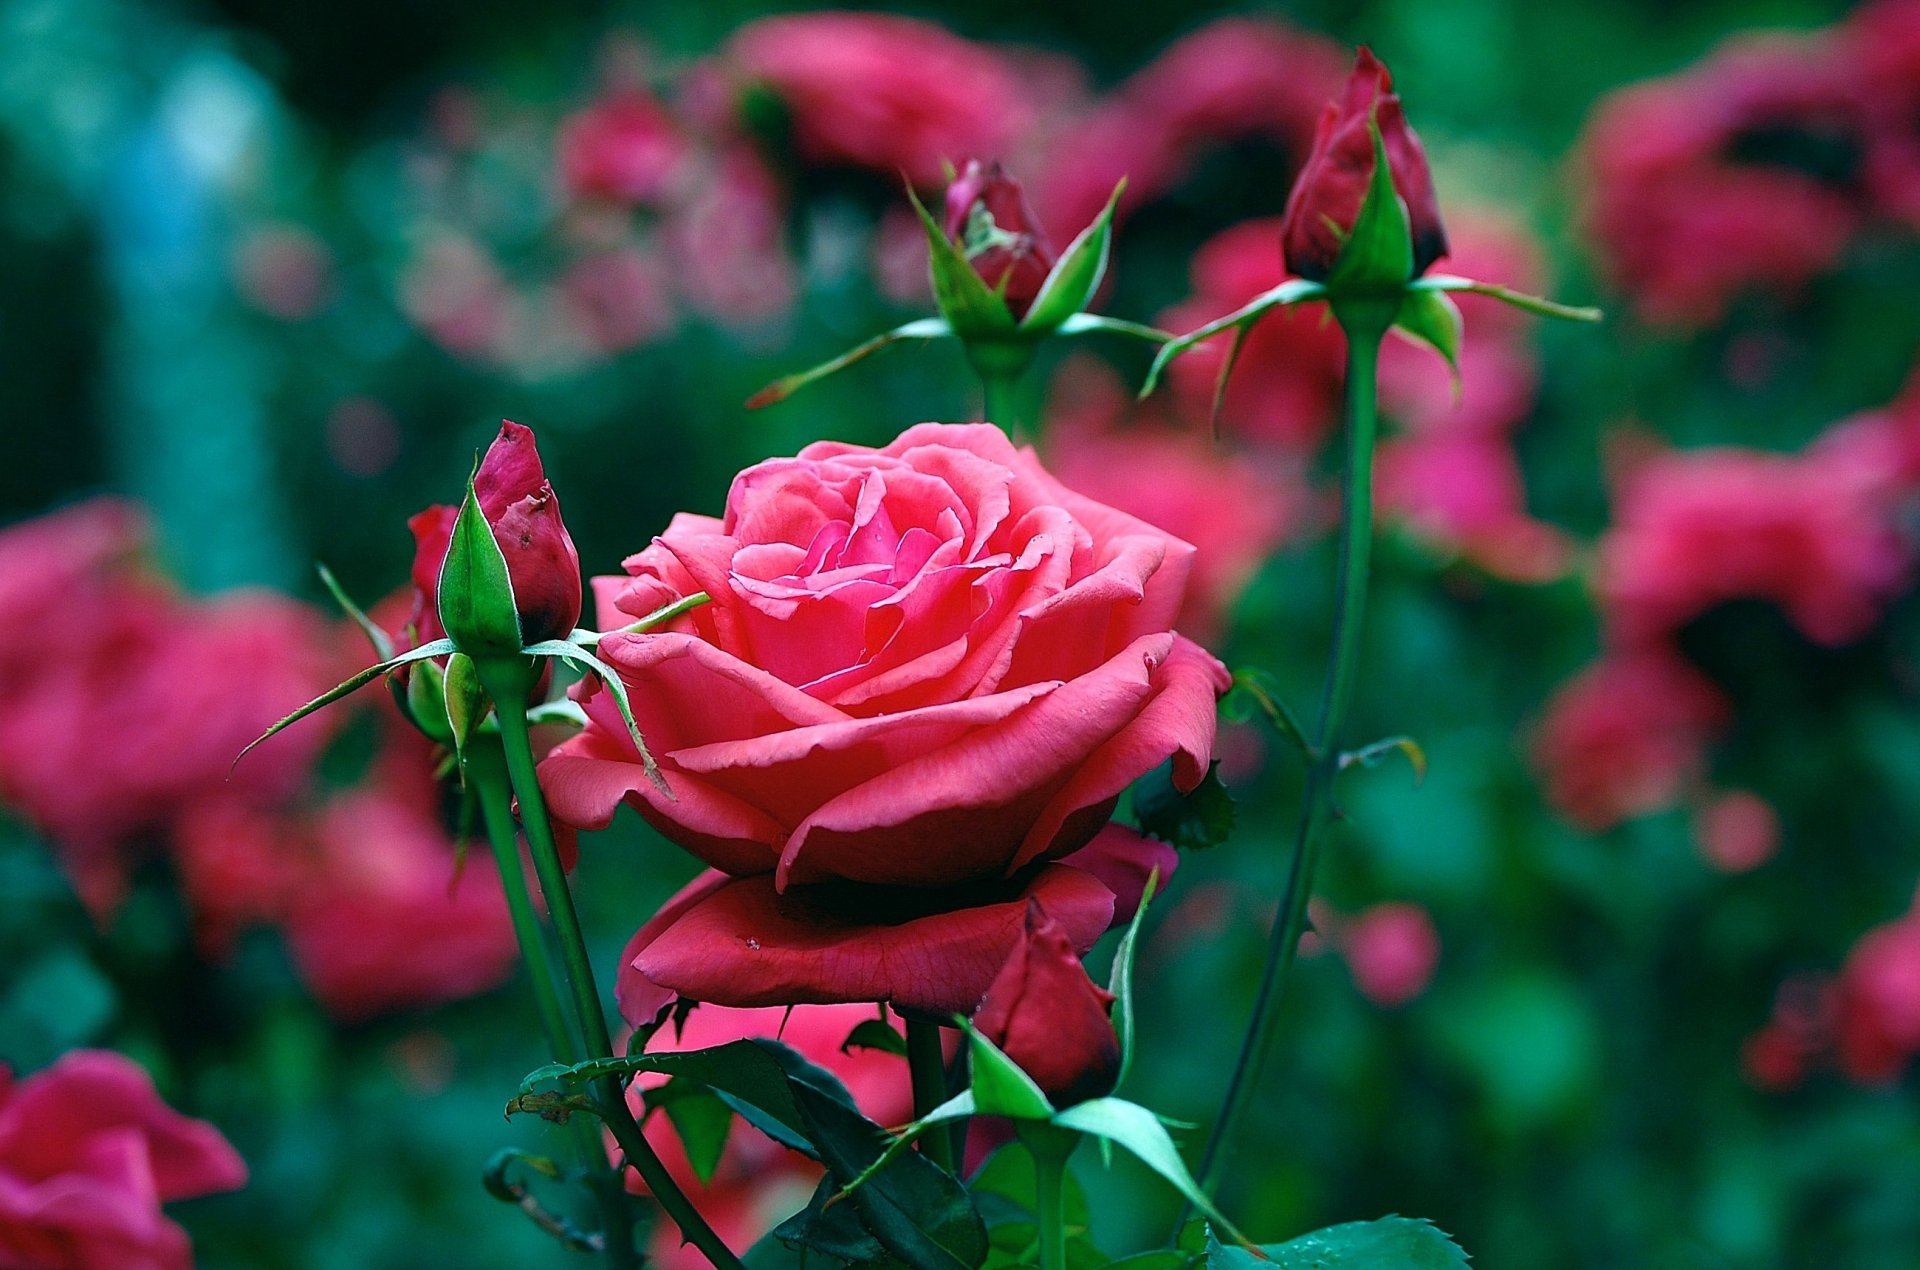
<box><xmin>975</xmin><ymin>901</ymin><xmax>1121</xmax><ymax>1107</ymax></box>
<box><xmin>1279</xmin><ymin>47</ymin><xmax>1447</xmax><ymax>284</ymax></box>
<box><xmin>409</xmin><ymin>421</ymin><xmax>583</xmax><ymax>651</ymax></box>
<box><xmin>944</xmin><ymin>159</ymin><xmax>1058</xmax><ymax>318</ymax></box>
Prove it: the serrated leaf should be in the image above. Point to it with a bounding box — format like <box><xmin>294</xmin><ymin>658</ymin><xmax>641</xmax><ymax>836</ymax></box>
<box><xmin>1020</xmin><ymin>179</ymin><xmax>1124</xmax><ymax>333</ymax></box>
<box><xmin>315</xmin><ymin>562</ymin><xmax>393</xmax><ymax>660</ymax></box>
<box><xmin>966</xmin><ymin>1026</ymin><xmax>1055</xmax><ymax>1121</ymax></box>
<box><xmin>653</xmin><ymin>1077</ymin><xmax>735</xmax><ymax>1186</ymax></box>
<box><xmin>1328</xmin><ymin>120</ymin><xmax>1414</xmax><ymax>292</ymax></box>
<box><xmin>234</xmin><ymin>639</ymin><xmax>456</xmax><ymax>768</ymax></box>
<box><xmin>438</xmin><ymin>475</ymin><xmax>522</xmax><ymax>657</ymax></box>
<box><xmin>1109</xmin><ymin>870</ymin><xmax>1159</xmax><ymax>1088</ymax></box>
<box><xmin>1046</xmin><ymin>1098</ymin><xmax>1249</xmax><ymax>1248</ymax></box>
<box><xmin>842</xmin><ymin>1018</ymin><xmax>910</xmax><ymax>1058</ymax></box>
<box><xmin>523</xmin><ymin>639</ymin><xmax>667</xmax><ymax>796</ymax></box>
<box><xmin>1133</xmin><ymin>762</ymin><xmax>1236</xmax><ymax>851</ymax></box>
<box><xmin>1206</xmin><ymin>1217</ymin><xmax>1469</xmax><ymax>1269</ymax></box>
<box><xmin>1413</xmin><ymin>274</ymin><xmax>1602</xmax><ymax>322</ymax></box>
<box><xmin>908</xmin><ymin>186</ymin><xmax>1018</xmax><ymax>338</ymax></box>
<box><xmin>1140</xmin><ymin>279</ymin><xmax>1325</xmax><ymax>398</ymax></box>
<box><xmin>772</xmin><ymin>1175</ymin><xmax>900</xmax><ymax>1267</ymax></box>
<box><xmin>1392</xmin><ymin>288</ymin><xmax>1462</xmax><ymax>392</ymax></box>
<box><xmin>748</xmin><ymin>319</ymin><xmax>952</xmax><ymax>409</ymax></box>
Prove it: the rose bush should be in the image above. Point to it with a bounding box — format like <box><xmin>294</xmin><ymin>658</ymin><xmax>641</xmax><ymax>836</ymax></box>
<box><xmin>540</xmin><ymin>422</ymin><xmax>1224</xmax><ymax>1018</ymax></box>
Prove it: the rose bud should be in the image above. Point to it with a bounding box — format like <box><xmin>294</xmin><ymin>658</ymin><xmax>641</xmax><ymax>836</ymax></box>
<box><xmin>1279</xmin><ymin>47</ymin><xmax>1447</xmax><ymax>285</ymax></box>
<box><xmin>407</xmin><ymin>420</ymin><xmax>583</xmax><ymax>652</ymax></box>
<box><xmin>975</xmin><ymin>901</ymin><xmax>1122</xmax><ymax>1108</ymax></box>
<box><xmin>944</xmin><ymin>159</ymin><xmax>1058</xmax><ymax>319</ymax></box>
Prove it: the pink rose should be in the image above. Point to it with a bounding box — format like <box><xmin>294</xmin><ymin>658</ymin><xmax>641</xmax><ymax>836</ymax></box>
<box><xmin>0</xmin><ymin>1050</ymin><xmax>246</xmax><ymax>1270</ymax></box>
<box><xmin>557</xmin><ymin>87</ymin><xmax>690</xmax><ymax>206</ymax></box>
<box><xmin>1337</xmin><ymin>902</ymin><xmax>1440</xmax><ymax>1007</ymax></box>
<box><xmin>542</xmin><ymin>423</ymin><xmax>1226</xmax><ymax>1017</ymax></box>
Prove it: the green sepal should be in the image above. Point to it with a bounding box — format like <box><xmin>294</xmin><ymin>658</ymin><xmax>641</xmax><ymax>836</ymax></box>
<box><xmin>1327</xmin><ymin>119</ymin><xmax>1415</xmax><ymax>294</ymax></box>
<box><xmin>1108</xmin><ymin>869</ymin><xmax>1159</xmax><ymax>1088</ymax></box>
<box><xmin>1053</xmin><ymin>313</ymin><xmax>1173</xmax><ymax>343</ymax></box>
<box><xmin>442</xmin><ymin>652</ymin><xmax>487</xmax><ymax>771</ymax></box>
<box><xmin>1019</xmin><ymin>179</ymin><xmax>1124</xmax><ymax>334</ymax></box>
<box><xmin>965</xmin><ymin>1024</ymin><xmax>1056</xmax><ymax>1121</ymax></box>
<box><xmin>402</xmin><ymin>655</ymin><xmax>455</xmax><ymax>745</ymax></box>
<box><xmin>234</xmin><ymin>639</ymin><xmax>456</xmax><ymax>769</ymax></box>
<box><xmin>1205</xmin><ymin>1217</ymin><xmax>1469</xmax><ymax>1269</ymax></box>
<box><xmin>439</xmin><ymin>473</ymin><xmax>522</xmax><ymax>658</ymax></box>
<box><xmin>1140</xmin><ymin>279</ymin><xmax>1325</xmax><ymax>399</ymax></box>
<box><xmin>1412</xmin><ymin>272</ymin><xmax>1602</xmax><ymax>322</ymax></box>
<box><xmin>1222</xmin><ymin>669</ymin><xmax>1313</xmax><ymax>760</ymax></box>
<box><xmin>315</xmin><ymin>562</ymin><xmax>393</xmax><ymax>661</ymax></box>
<box><xmin>573</xmin><ymin>591</ymin><xmax>712</xmax><ymax>649</ymax></box>
<box><xmin>747</xmin><ymin>319</ymin><xmax>952</xmax><ymax>409</ymax></box>
<box><xmin>1045</xmin><ymin>1098</ymin><xmax>1252</xmax><ymax>1251</ymax></box>
<box><xmin>828</xmin><ymin>1088</ymin><xmax>977</xmax><ymax>1201</ymax></box>
<box><xmin>1391</xmin><ymin>288</ymin><xmax>1463</xmax><ymax>394</ymax></box>
<box><xmin>521</xmin><ymin>639</ymin><xmax>668</xmax><ymax>796</ymax></box>
<box><xmin>908</xmin><ymin>185</ymin><xmax>1019</xmax><ymax>339</ymax></box>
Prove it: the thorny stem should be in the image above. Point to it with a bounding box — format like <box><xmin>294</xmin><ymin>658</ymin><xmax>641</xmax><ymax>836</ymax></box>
<box><xmin>480</xmin><ymin>660</ymin><xmax>746</xmax><ymax>1270</ymax></box>
<box><xmin>905</xmin><ymin>1019</ymin><xmax>956</xmax><ymax>1174</ymax></box>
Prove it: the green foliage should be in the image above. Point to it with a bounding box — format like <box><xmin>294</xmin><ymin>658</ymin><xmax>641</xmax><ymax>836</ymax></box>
<box><xmin>1207</xmin><ymin>1218</ymin><xmax>1469</xmax><ymax>1269</ymax></box>
<box><xmin>1133</xmin><ymin>762</ymin><xmax>1237</xmax><ymax>851</ymax></box>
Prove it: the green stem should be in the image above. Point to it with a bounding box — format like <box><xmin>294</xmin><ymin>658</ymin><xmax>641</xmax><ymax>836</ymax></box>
<box><xmin>1189</xmin><ymin>309</ymin><xmax>1390</xmax><ymax>1203</ymax></box>
<box><xmin>1021</xmin><ymin>1124</ymin><xmax>1076</xmax><ymax>1270</ymax></box>
<box><xmin>980</xmin><ymin>369</ymin><xmax>1016</xmax><ymax>435</ymax></box>
<box><xmin>479</xmin><ymin>660</ymin><xmax>746</xmax><ymax>1270</ymax></box>
<box><xmin>472</xmin><ymin>741</ymin><xmax>638</xmax><ymax>1267</ymax></box>
<box><xmin>905</xmin><ymin>1019</ymin><xmax>956</xmax><ymax>1174</ymax></box>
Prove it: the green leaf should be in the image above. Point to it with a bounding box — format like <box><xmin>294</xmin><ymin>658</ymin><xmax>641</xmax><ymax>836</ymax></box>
<box><xmin>1413</xmin><ymin>273</ymin><xmax>1602</xmax><ymax>322</ymax></box>
<box><xmin>442</xmin><ymin>652</ymin><xmax>486</xmax><ymax>767</ymax></box>
<box><xmin>1108</xmin><ymin>869</ymin><xmax>1160</xmax><ymax>1088</ymax></box>
<box><xmin>771</xmin><ymin>1176</ymin><xmax>900</xmax><ymax>1267</ymax></box>
<box><xmin>482</xmin><ymin>1148</ymin><xmax>605</xmax><ymax>1254</ymax></box>
<box><xmin>748</xmin><ymin>319</ymin><xmax>952</xmax><ymax>409</ymax></box>
<box><xmin>1140</xmin><ymin>279</ymin><xmax>1325</xmax><ymax>398</ymax></box>
<box><xmin>504</xmin><ymin>1089</ymin><xmax>600</xmax><ymax>1123</ymax></box>
<box><xmin>965</xmin><ymin>1026</ymin><xmax>1056</xmax><ymax>1121</ymax></box>
<box><xmin>908</xmin><ymin>186</ymin><xmax>1018</xmax><ymax>338</ymax></box>
<box><xmin>1019</xmin><ymin>179</ymin><xmax>1124</xmax><ymax>333</ymax></box>
<box><xmin>970</xmin><ymin>1143</ymin><xmax>1092</xmax><ymax>1228</ymax></box>
<box><xmin>1045</xmin><ymin>1098</ymin><xmax>1250</xmax><ymax>1249</ymax></box>
<box><xmin>652</xmin><ymin>1077</ymin><xmax>735</xmax><ymax>1186</ymax></box>
<box><xmin>1328</xmin><ymin>119</ymin><xmax>1415</xmax><ymax>292</ymax></box>
<box><xmin>1222</xmin><ymin>669</ymin><xmax>1313</xmax><ymax>759</ymax></box>
<box><xmin>842</xmin><ymin>1018</ymin><xmax>910</xmax><ymax>1058</ymax></box>
<box><xmin>1107</xmin><ymin>1254</ymin><xmax>1200</xmax><ymax>1270</ymax></box>
<box><xmin>315</xmin><ymin>562</ymin><xmax>393</xmax><ymax>660</ymax></box>
<box><xmin>1053</xmin><ymin>313</ymin><xmax>1172</xmax><ymax>342</ymax></box>
<box><xmin>522</xmin><ymin>639</ymin><xmax>667</xmax><ymax>796</ymax></box>
<box><xmin>234</xmin><ymin>639</ymin><xmax>456</xmax><ymax>768</ymax></box>
<box><xmin>1392</xmin><ymin>288</ymin><xmax>1463</xmax><ymax>389</ymax></box>
<box><xmin>439</xmin><ymin>475</ymin><xmax>522</xmax><ymax>657</ymax></box>
<box><xmin>830</xmin><ymin>1089</ymin><xmax>976</xmax><ymax>1201</ymax></box>
<box><xmin>1133</xmin><ymin>761</ymin><xmax>1236</xmax><ymax>851</ymax></box>
<box><xmin>1206</xmin><ymin>1217</ymin><xmax>1469</xmax><ymax>1269</ymax></box>
<box><xmin>1340</xmin><ymin>735</ymin><xmax>1427</xmax><ymax>785</ymax></box>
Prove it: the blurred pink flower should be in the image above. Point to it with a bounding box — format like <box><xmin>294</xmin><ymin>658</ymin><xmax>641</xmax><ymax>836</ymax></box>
<box><xmin>1532</xmin><ymin>651</ymin><xmax>1730</xmax><ymax>831</ymax></box>
<box><xmin>559</xmin><ymin>246</ymin><xmax>676</xmax><ymax>353</ymax></box>
<box><xmin>399</xmin><ymin>233</ymin><xmax>514</xmax><ymax>359</ymax></box>
<box><xmin>624</xmin><ymin>1003</ymin><xmax>915</xmax><ymax>1268</ymax></box>
<box><xmin>1837</xmin><ymin>910</ymin><xmax>1920</xmax><ymax>1083</ymax></box>
<box><xmin>663</xmin><ymin>148</ymin><xmax>796</xmax><ymax>323</ymax></box>
<box><xmin>1693</xmin><ymin>789</ymin><xmax>1781</xmax><ymax>873</ymax></box>
<box><xmin>1376</xmin><ymin>434</ymin><xmax>1572</xmax><ymax>583</ymax></box>
<box><xmin>1579</xmin><ymin>30</ymin><xmax>1872</xmax><ymax>324</ymax></box>
<box><xmin>1339</xmin><ymin>902</ymin><xmax>1440</xmax><ymax>1007</ymax></box>
<box><xmin>1851</xmin><ymin>0</ymin><xmax>1920</xmax><ymax>226</ymax></box>
<box><xmin>723</xmin><ymin>12</ymin><xmax>1035</xmax><ymax>188</ymax></box>
<box><xmin>557</xmin><ymin>87</ymin><xmax>691</xmax><ymax>206</ymax></box>
<box><xmin>231</xmin><ymin>225</ymin><xmax>332</xmax><ymax>321</ymax></box>
<box><xmin>0</xmin><ymin>1050</ymin><xmax>246</xmax><ymax>1270</ymax></box>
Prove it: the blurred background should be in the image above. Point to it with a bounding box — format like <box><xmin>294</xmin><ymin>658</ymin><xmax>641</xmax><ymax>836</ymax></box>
<box><xmin>4</xmin><ymin>0</ymin><xmax>1920</xmax><ymax>1266</ymax></box>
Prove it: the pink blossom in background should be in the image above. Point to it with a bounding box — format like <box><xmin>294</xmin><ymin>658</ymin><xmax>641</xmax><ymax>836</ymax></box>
<box><xmin>1376</xmin><ymin>433</ymin><xmax>1573</xmax><ymax>584</ymax></box>
<box><xmin>557</xmin><ymin>87</ymin><xmax>691</xmax><ymax>206</ymax></box>
<box><xmin>1046</xmin><ymin>357</ymin><xmax>1308</xmax><ymax>641</ymax></box>
<box><xmin>1532</xmin><ymin>651</ymin><xmax>1730</xmax><ymax>831</ymax></box>
<box><xmin>662</xmin><ymin>148</ymin><xmax>796</xmax><ymax>323</ymax></box>
<box><xmin>1157</xmin><ymin>217</ymin><xmax>1345</xmax><ymax>452</ymax></box>
<box><xmin>1339</xmin><ymin>902</ymin><xmax>1441</xmax><ymax>1007</ymax></box>
<box><xmin>722</xmin><ymin>12</ymin><xmax>1035</xmax><ymax>188</ymax></box>
<box><xmin>230</xmin><ymin>225</ymin><xmax>333</xmax><ymax>321</ymax></box>
<box><xmin>557</xmin><ymin>246</ymin><xmax>676</xmax><ymax>355</ymax></box>
<box><xmin>399</xmin><ymin>233</ymin><xmax>514</xmax><ymax>360</ymax></box>
<box><xmin>1851</xmin><ymin>0</ymin><xmax>1920</xmax><ymax>227</ymax></box>
<box><xmin>1578</xmin><ymin>30</ymin><xmax>1872</xmax><ymax>324</ymax></box>
<box><xmin>1836</xmin><ymin>908</ymin><xmax>1920</xmax><ymax>1083</ymax></box>
<box><xmin>1597</xmin><ymin>442</ymin><xmax>1909</xmax><ymax>648</ymax></box>
<box><xmin>624</xmin><ymin>1003</ymin><xmax>915</xmax><ymax>1268</ymax></box>
<box><xmin>1037</xmin><ymin>18</ymin><xmax>1346</xmax><ymax>237</ymax></box>
<box><xmin>1693</xmin><ymin>789</ymin><xmax>1781</xmax><ymax>873</ymax></box>
<box><xmin>0</xmin><ymin>1050</ymin><xmax>246</xmax><ymax>1270</ymax></box>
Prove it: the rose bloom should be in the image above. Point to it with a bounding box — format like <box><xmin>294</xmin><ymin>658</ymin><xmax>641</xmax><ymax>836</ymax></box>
<box><xmin>1036</xmin><ymin>18</ymin><xmax>1346</xmax><ymax>240</ymax></box>
<box><xmin>722</xmin><ymin>13</ymin><xmax>1034</xmax><ymax>188</ymax></box>
<box><xmin>1578</xmin><ymin>30</ymin><xmax>1872</xmax><ymax>324</ymax></box>
<box><xmin>1532</xmin><ymin>651</ymin><xmax>1730</xmax><ymax>831</ymax></box>
<box><xmin>0</xmin><ymin>1049</ymin><xmax>247</xmax><ymax>1270</ymax></box>
<box><xmin>623</xmin><ymin>1003</ymin><xmax>914</xmax><ymax>1268</ymax></box>
<box><xmin>661</xmin><ymin>147</ymin><xmax>797</xmax><ymax>324</ymax></box>
<box><xmin>557</xmin><ymin>87</ymin><xmax>690</xmax><ymax>206</ymax></box>
<box><xmin>542</xmin><ymin>423</ymin><xmax>1225</xmax><ymax>1019</ymax></box>
<box><xmin>1045</xmin><ymin>357</ymin><xmax>1307</xmax><ymax>640</ymax></box>
<box><xmin>1597</xmin><ymin>442</ymin><xmax>1909</xmax><ymax>649</ymax></box>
